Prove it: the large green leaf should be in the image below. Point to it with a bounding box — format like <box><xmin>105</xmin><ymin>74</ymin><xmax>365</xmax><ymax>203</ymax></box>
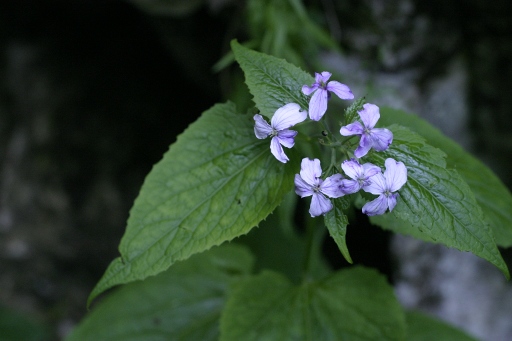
<box><xmin>367</xmin><ymin>125</ymin><xmax>509</xmax><ymax>278</ymax></box>
<box><xmin>231</xmin><ymin>40</ymin><xmax>313</xmax><ymax>118</ymax></box>
<box><xmin>324</xmin><ymin>197</ymin><xmax>352</xmax><ymax>264</ymax></box>
<box><xmin>379</xmin><ymin>107</ymin><xmax>512</xmax><ymax>247</ymax></box>
<box><xmin>68</xmin><ymin>245</ymin><xmax>254</xmax><ymax>341</ymax></box>
<box><xmin>405</xmin><ymin>311</ymin><xmax>478</xmax><ymax>341</ymax></box>
<box><xmin>220</xmin><ymin>267</ymin><xmax>406</xmax><ymax>341</ymax></box>
<box><xmin>89</xmin><ymin>102</ymin><xmax>296</xmax><ymax>304</ymax></box>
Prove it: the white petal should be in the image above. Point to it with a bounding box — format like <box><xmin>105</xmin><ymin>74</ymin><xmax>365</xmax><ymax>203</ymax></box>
<box><xmin>384</xmin><ymin>158</ymin><xmax>407</xmax><ymax>192</ymax></box>
<box><xmin>387</xmin><ymin>193</ymin><xmax>399</xmax><ymax>212</ymax></box>
<box><xmin>362</xmin><ymin>172</ymin><xmax>386</xmax><ymax>195</ymax></box>
<box><xmin>270</xmin><ymin>137</ymin><xmax>289</xmax><ymax>163</ymax></box>
<box><xmin>308</xmin><ymin>89</ymin><xmax>328</xmax><ymax>121</ymax></box>
<box><xmin>295</xmin><ymin>174</ymin><xmax>313</xmax><ymax>198</ymax></box>
<box><xmin>341</xmin><ymin>159</ymin><xmax>363</xmax><ymax>180</ymax></box>
<box><xmin>359</xmin><ymin>103</ymin><xmax>380</xmax><ymax>129</ymax></box>
<box><xmin>300</xmin><ymin>158</ymin><xmax>322</xmax><ymax>186</ymax></box>
<box><xmin>276</xmin><ymin>129</ymin><xmax>297</xmax><ymax>148</ymax></box>
<box><xmin>317</xmin><ymin>71</ymin><xmax>331</xmax><ymax>83</ymax></box>
<box><xmin>362</xmin><ymin>195</ymin><xmax>388</xmax><ymax>216</ymax></box>
<box><xmin>302</xmin><ymin>84</ymin><xmax>318</xmax><ymax>96</ymax></box>
<box><xmin>309</xmin><ymin>193</ymin><xmax>332</xmax><ymax>217</ymax></box>
<box><xmin>362</xmin><ymin>162</ymin><xmax>381</xmax><ymax>178</ymax></box>
<box><xmin>321</xmin><ymin>173</ymin><xmax>344</xmax><ymax>198</ymax></box>
<box><xmin>370</xmin><ymin>128</ymin><xmax>393</xmax><ymax>151</ymax></box>
<box><xmin>341</xmin><ymin>179</ymin><xmax>361</xmax><ymax>194</ymax></box>
<box><xmin>271</xmin><ymin>103</ymin><xmax>307</xmax><ymax>131</ymax></box>
<box><xmin>326</xmin><ymin>81</ymin><xmax>354</xmax><ymax>100</ymax></box>
<box><xmin>354</xmin><ymin>134</ymin><xmax>372</xmax><ymax>158</ymax></box>
<box><xmin>253</xmin><ymin>114</ymin><xmax>273</xmax><ymax>139</ymax></box>
<box><xmin>340</xmin><ymin>121</ymin><xmax>363</xmax><ymax>136</ymax></box>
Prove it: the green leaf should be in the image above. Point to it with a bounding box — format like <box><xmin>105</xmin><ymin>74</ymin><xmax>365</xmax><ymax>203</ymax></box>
<box><xmin>367</xmin><ymin>125</ymin><xmax>509</xmax><ymax>278</ymax></box>
<box><xmin>220</xmin><ymin>267</ymin><xmax>406</xmax><ymax>341</ymax></box>
<box><xmin>379</xmin><ymin>107</ymin><xmax>512</xmax><ymax>247</ymax></box>
<box><xmin>324</xmin><ymin>197</ymin><xmax>352</xmax><ymax>264</ymax></box>
<box><xmin>231</xmin><ymin>40</ymin><xmax>313</xmax><ymax>118</ymax></box>
<box><xmin>68</xmin><ymin>245</ymin><xmax>254</xmax><ymax>341</ymax></box>
<box><xmin>88</xmin><ymin>102</ymin><xmax>296</xmax><ymax>304</ymax></box>
<box><xmin>405</xmin><ymin>311</ymin><xmax>478</xmax><ymax>341</ymax></box>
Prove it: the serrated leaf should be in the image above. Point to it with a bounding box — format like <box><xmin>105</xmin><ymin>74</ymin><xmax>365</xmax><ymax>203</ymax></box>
<box><xmin>88</xmin><ymin>102</ymin><xmax>296</xmax><ymax>304</ymax></box>
<box><xmin>220</xmin><ymin>267</ymin><xmax>406</xmax><ymax>341</ymax></box>
<box><xmin>405</xmin><ymin>311</ymin><xmax>478</xmax><ymax>341</ymax></box>
<box><xmin>379</xmin><ymin>107</ymin><xmax>512</xmax><ymax>247</ymax></box>
<box><xmin>68</xmin><ymin>245</ymin><xmax>254</xmax><ymax>341</ymax></box>
<box><xmin>324</xmin><ymin>197</ymin><xmax>352</xmax><ymax>264</ymax></box>
<box><xmin>367</xmin><ymin>125</ymin><xmax>509</xmax><ymax>278</ymax></box>
<box><xmin>231</xmin><ymin>40</ymin><xmax>313</xmax><ymax>118</ymax></box>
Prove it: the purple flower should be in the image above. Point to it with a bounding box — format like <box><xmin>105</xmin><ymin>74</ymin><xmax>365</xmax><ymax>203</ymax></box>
<box><xmin>254</xmin><ymin>103</ymin><xmax>307</xmax><ymax>163</ymax></box>
<box><xmin>340</xmin><ymin>103</ymin><xmax>393</xmax><ymax>158</ymax></box>
<box><xmin>294</xmin><ymin>158</ymin><xmax>345</xmax><ymax>217</ymax></box>
<box><xmin>340</xmin><ymin>159</ymin><xmax>381</xmax><ymax>194</ymax></box>
<box><xmin>362</xmin><ymin>158</ymin><xmax>407</xmax><ymax>216</ymax></box>
<box><xmin>302</xmin><ymin>71</ymin><xmax>354</xmax><ymax>121</ymax></box>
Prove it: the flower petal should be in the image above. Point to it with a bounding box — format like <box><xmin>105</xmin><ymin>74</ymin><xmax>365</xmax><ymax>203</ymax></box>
<box><xmin>270</xmin><ymin>136</ymin><xmax>289</xmax><ymax>163</ymax></box>
<box><xmin>362</xmin><ymin>195</ymin><xmax>388</xmax><ymax>216</ymax></box>
<box><xmin>362</xmin><ymin>162</ymin><xmax>381</xmax><ymax>178</ymax></box>
<box><xmin>253</xmin><ymin>114</ymin><xmax>273</xmax><ymax>139</ymax></box>
<box><xmin>317</xmin><ymin>71</ymin><xmax>332</xmax><ymax>84</ymax></box>
<box><xmin>383</xmin><ymin>158</ymin><xmax>407</xmax><ymax>192</ymax></box>
<box><xmin>326</xmin><ymin>81</ymin><xmax>354</xmax><ymax>100</ymax></box>
<box><xmin>276</xmin><ymin>129</ymin><xmax>297</xmax><ymax>148</ymax></box>
<box><xmin>387</xmin><ymin>193</ymin><xmax>399</xmax><ymax>212</ymax></box>
<box><xmin>300</xmin><ymin>158</ymin><xmax>322</xmax><ymax>186</ymax></box>
<box><xmin>294</xmin><ymin>174</ymin><xmax>313</xmax><ymax>198</ymax></box>
<box><xmin>370</xmin><ymin>128</ymin><xmax>393</xmax><ymax>151</ymax></box>
<box><xmin>354</xmin><ymin>133</ymin><xmax>373</xmax><ymax>158</ymax></box>
<box><xmin>308</xmin><ymin>89</ymin><xmax>328</xmax><ymax>121</ymax></box>
<box><xmin>340</xmin><ymin>121</ymin><xmax>363</xmax><ymax>136</ymax></box>
<box><xmin>302</xmin><ymin>84</ymin><xmax>318</xmax><ymax>96</ymax></box>
<box><xmin>310</xmin><ymin>193</ymin><xmax>333</xmax><ymax>217</ymax></box>
<box><xmin>359</xmin><ymin>103</ymin><xmax>380</xmax><ymax>129</ymax></box>
<box><xmin>321</xmin><ymin>173</ymin><xmax>344</xmax><ymax>198</ymax></box>
<box><xmin>362</xmin><ymin>172</ymin><xmax>386</xmax><ymax>195</ymax></box>
<box><xmin>340</xmin><ymin>179</ymin><xmax>361</xmax><ymax>194</ymax></box>
<box><xmin>341</xmin><ymin>159</ymin><xmax>363</xmax><ymax>180</ymax></box>
<box><xmin>271</xmin><ymin>103</ymin><xmax>307</xmax><ymax>130</ymax></box>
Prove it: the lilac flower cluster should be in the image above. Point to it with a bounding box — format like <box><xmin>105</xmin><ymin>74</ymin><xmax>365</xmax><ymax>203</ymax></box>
<box><xmin>253</xmin><ymin>71</ymin><xmax>407</xmax><ymax>217</ymax></box>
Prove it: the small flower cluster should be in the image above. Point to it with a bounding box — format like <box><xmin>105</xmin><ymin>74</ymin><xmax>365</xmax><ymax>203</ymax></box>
<box><xmin>253</xmin><ymin>71</ymin><xmax>407</xmax><ymax>217</ymax></box>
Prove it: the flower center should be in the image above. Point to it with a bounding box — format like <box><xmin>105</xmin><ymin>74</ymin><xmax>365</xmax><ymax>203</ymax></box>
<box><xmin>358</xmin><ymin>177</ymin><xmax>370</xmax><ymax>187</ymax></box>
<box><xmin>270</xmin><ymin>128</ymin><xmax>278</xmax><ymax>137</ymax></box>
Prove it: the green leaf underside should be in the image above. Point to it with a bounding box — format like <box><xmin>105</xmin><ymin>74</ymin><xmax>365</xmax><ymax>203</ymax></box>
<box><xmin>324</xmin><ymin>197</ymin><xmax>352</xmax><ymax>264</ymax></box>
<box><xmin>368</xmin><ymin>125</ymin><xmax>509</xmax><ymax>278</ymax></box>
<box><xmin>379</xmin><ymin>107</ymin><xmax>512</xmax><ymax>247</ymax></box>
<box><xmin>220</xmin><ymin>267</ymin><xmax>405</xmax><ymax>341</ymax></box>
<box><xmin>69</xmin><ymin>245</ymin><xmax>254</xmax><ymax>341</ymax></box>
<box><xmin>405</xmin><ymin>311</ymin><xmax>478</xmax><ymax>341</ymax></box>
<box><xmin>88</xmin><ymin>102</ymin><xmax>295</xmax><ymax>304</ymax></box>
<box><xmin>231</xmin><ymin>40</ymin><xmax>314</xmax><ymax>118</ymax></box>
